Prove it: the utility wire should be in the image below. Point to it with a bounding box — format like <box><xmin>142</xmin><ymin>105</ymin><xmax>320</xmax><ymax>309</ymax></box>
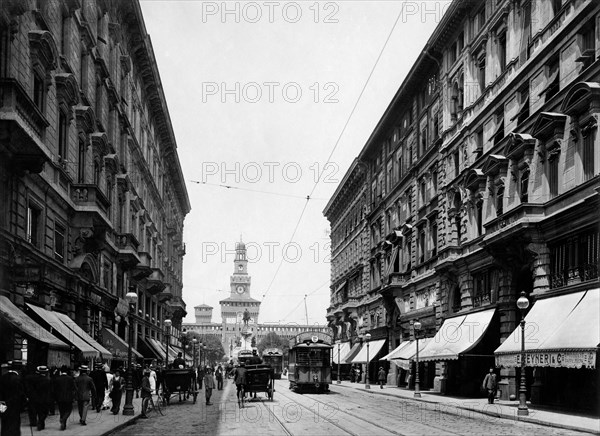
<box><xmin>262</xmin><ymin>3</ymin><xmax>407</xmax><ymax>300</ymax></box>
<box><xmin>189</xmin><ymin>179</ymin><xmax>326</xmax><ymax>200</ymax></box>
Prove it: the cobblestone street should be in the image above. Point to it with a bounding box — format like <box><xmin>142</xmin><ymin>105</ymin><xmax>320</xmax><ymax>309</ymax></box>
<box><xmin>112</xmin><ymin>379</ymin><xmax>597</xmax><ymax>435</ymax></box>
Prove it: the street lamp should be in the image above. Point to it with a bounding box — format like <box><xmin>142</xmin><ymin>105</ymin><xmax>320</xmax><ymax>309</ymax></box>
<box><xmin>413</xmin><ymin>320</ymin><xmax>422</xmax><ymax>398</ymax></box>
<box><xmin>335</xmin><ymin>340</ymin><xmax>341</xmax><ymax>384</ymax></box>
<box><xmin>164</xmin><ymin>319</ymin><xmax>172</xmax><ymax>368</ymax></box>
<box><xmin>192</xmin><ymin>338</ymin><xmax>198</xmax><ymax>368</ymax></box>
<box><xmin>517</xmin><ymin>291</ymin><xmax>530</xmax><ymax>416</ymax></box>
<box><xmin>123</xmin><ymin>289</ymin><xmax>138</xmax><ymax>416</ymax></box>
<box><xmin>203</xmin><ymin>344</ymin><xmax>207</xmax><ymax>367</ymax></box>
<box><xmin>364</xmin><ymin>333</ymin><xmax>371</xmax><ymax>389</ymax></box>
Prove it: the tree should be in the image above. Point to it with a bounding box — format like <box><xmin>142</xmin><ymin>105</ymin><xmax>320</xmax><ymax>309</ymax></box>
<box><xmin>184</xmin><ymin>331</ymin><xmax>225</xmax><ymax>366</ymax></box>
<box><xmin>257</xmin><ymin>332</ymin><xmax>289</xmax><ymax>359</ymax></box>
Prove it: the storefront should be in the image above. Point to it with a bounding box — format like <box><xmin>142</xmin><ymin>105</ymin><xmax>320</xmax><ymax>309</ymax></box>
<box><xmin>331</xmin><ymin>341</ymin><xmax>352</xmax><ymax>380</ymax></box>
<box><xmin>0</xmin><ymin>295</ymin><xmax>70</xmax><ymax>370</ymax></box>
<box><xmin>26</xmin><ymin>303</ymin><xmax>112</xmax><ymax>366</ymax></box>
<box><xmin>419</xmin><ymin>308</ymin><xmax>499</xmax><ymax>396</ymax></box>
<box><xmin>99</xmin><ymin>327</ymin><xmax>142</xmax><ymax>364</ymax></box>
<box><xmin>349</xmin><ymin>339</ymin><xmax>387</xmax><ymax>384</ymax></box>
<box><xmin>495</xmin><ymin>289</ymin><xmax>599</xmax><ymax>412</ymax></box>
<box><xmin>383</xmin><ymin>338</ymin><xmax>434</xmax><ymax>389</ymax></box>
<box><xmin>137</xmin><ymin>336</ymin><xmax>163</xmax><ymax>364</ymax></box>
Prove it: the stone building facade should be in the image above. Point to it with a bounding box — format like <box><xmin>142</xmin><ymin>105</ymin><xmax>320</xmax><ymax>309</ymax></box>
<box><xmin>0</xmin><ymin>0</ymin><xmax>190</xmax><ymax>368</ymax></box>
<box><xmin>326</xmin><ymin>0</ymin><xmax>599</xmax><ymax>411</ymax></box>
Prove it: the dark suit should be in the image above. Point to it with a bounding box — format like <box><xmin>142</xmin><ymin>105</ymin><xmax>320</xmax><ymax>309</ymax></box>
<box><xmin>75</xmin><ymin>373</ymin><xmax>96</xmax><ymax>424</ymax></box>
<box><xmin>25</xmin><ymin>372</ymin><xmax>53</xmax><ymax>430</ymax></box>
<box><xmin>0</xmin><ymin>371</ymin><xmax>26</xmax><ymax>436</ymax></box>
<box><xmin>89</xmin><ymin>369</ymin><xmax>107</xmax><ymax>412</ymax></box>
<box><xmin>53</xmin><ymin>373</ymin><xmax>76</xmax><ymax>430</ymax></box>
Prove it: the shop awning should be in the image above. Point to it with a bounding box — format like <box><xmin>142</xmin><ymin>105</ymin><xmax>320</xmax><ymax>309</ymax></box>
<box><xmin>388</xmin><ymin>338</ymin><xmax>433</xmax><ymax>361</ymax></box>
<box><xmin>99</xmin><ymin>327</ymin><xmax>142</xmax><ymax>360</ymax></box>
<box><xmin>341</xmin><ymin>342</ymin><xmax>361</xmax><ymax>364</ymax></box>
<box><xmin>495</xmin><ymin>289</ymin><xmax>599</xmax><ymax>369</ymax></box>
<box><xmin>332</xmin><ymin>341</ymin><xmax>351</xmax><ymax>364</ymax></box>
<box><xmin>419</xmin><ymin>308</ymin><xmax>496</xmax><ymax>362</ymax></box>
<box><xmin>381</xmin><ymin>341</ymin><xmax>411</xmax><ymax>361</ymax></box>
<box><xmin>147</xmin><ymin>338</ymin><xmax>167</xmax><ymax>360</ymax></box>
<box><xmin>26</xmin><ymin>304</ymin><xmax>110</xmax><ymax>359</ymax></box>
<box><xmin>0</xmin><ymin>296</ymin><xmax>68</xmax><ymax>349</ymax></box>
<box><xmin>350</xmin><ymin>339</ymin><xmax>387</xmax><ymax>364</ymax></box>
<box><xmin>137</xmin><ymin>337</ymin><xmax>162</xmax><ymax>360</ymax></box>
<box><xmin>52</xmin><ymin>311</ymin><xmax>112</xmax><ymax>359</ymax></box>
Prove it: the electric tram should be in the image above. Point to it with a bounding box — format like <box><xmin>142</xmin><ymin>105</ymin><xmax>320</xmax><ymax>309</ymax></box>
<box><xmin>288</xmin><ymin>331</ymin><xmax>332</xmax><ymax>393</ymax></box>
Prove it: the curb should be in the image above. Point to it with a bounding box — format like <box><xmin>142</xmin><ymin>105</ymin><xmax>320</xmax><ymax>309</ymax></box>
<box><xmin>101</xmin><ymin>414</ymin><xmax>143</xmax><ymax>436</ymax></box>
<box><xmin>333</xmin><ymin>383</ymin><xmax>599</xmax><ymax>435</ymax></box>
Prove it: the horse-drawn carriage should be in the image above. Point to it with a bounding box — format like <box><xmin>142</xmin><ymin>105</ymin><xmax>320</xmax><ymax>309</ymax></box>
<box><xmin>239</xmin><ymin>364</ymin><xmax>274</xmax><ymax>407</ymax></box>
<box><xmin>160</xmin><ymin>368</ymin><xmax>199</xmax><ymax>405</ymax></box>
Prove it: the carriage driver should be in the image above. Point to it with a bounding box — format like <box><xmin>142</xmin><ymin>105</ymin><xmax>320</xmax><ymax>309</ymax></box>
<box><xmin>233</xmin><ymin>362</ymin><xmax>247</xmax><ymax>404</ymax></box>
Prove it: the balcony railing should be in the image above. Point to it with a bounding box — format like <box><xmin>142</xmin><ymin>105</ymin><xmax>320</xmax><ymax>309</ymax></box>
<box><xmin>550</xmin><ymin>264</ymin><xmax>599</xmax><ymax>289</ymax></box>
<box><xmin>145</xmin><ymin>268</ymin><xmax>166</xmax><ymax>295</ymax></box>
<box><xmin>472</xmin><ymin>291</ymin><xmax>492</xmax><ymax>308</ymax></box>
<box><xmin>132</xmin><ymin>251</ymin><xmax>152</xmax><ymax>280</ymax></box>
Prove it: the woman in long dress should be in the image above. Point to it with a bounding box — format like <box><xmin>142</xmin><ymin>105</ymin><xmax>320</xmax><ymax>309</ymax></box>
<box><xmin>102</xmin><ymin>367</ymin><xmax>113</xmax><ymax>410</ymax></box>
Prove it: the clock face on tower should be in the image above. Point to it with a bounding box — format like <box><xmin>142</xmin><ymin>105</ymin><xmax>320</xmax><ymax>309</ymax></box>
<box><xmin>238</xmin><ymin>264</ymin><xmax>244</xmax><ymax>271</ymax></box>
<box><xmin>236</xmin><ymin>286</ymin><xmax>244</xmax><ymax>294</ymax></box>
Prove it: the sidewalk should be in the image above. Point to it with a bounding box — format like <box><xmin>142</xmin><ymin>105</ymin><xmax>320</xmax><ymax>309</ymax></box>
<box><xmin>334</xmin><ymin>381</ymin><xmax>600</xmax><ymax>435</ymax></box>
<box><xmin>19</xmin><ymin>398</ymin><xmax>144</xmax><ymax>436</ymax></box>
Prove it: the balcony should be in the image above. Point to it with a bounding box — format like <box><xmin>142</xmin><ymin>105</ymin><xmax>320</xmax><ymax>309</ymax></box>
<box><xmin>70</xmin><ymin>184</ymin><xmax>111</xmax><ymax>228</ymax></box>
<box><xmin>158</xmin><ymin>284</ymin><xmax>173</xmax><ymax>303</ymax></box>
<box><xmin>145</xmin><ymin>268</ymin><xmax>166</xmax><ymax>295</ymax></box>
<box><xmin>132</xmin><ymin>251</ymin><xmax>152</xmax><ymax>280</ymax></box>
<box><xmin>115</xmin><ymin>233</ymin><xmax>140</xmax><ymax>269</ymax></box>
<box><xmin>0</xmin><ymin>79</ymin><xmax>51</xmax><ymax>174</ymax></box>
<box><xmin>168</xmin><ymin>296</ymin><xmax>187</xmax><ymax>320</ymax></box>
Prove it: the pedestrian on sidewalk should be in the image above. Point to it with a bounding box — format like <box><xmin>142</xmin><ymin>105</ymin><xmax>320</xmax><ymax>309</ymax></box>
<box><xmin>75</xmin><ymin>365</ymin><xmax>96</xmax><ymax>425</ymax></box>
<box><xmin>482</xmin><ymin>367</ymin><xmax>498</xmax><ymax>404</ymax></box>
<box><xmin>90</xmin><ymin>363</ymin><xmax>107</xmax><ymax>413</ymax></box>
<box><xmin>0</xmin><ymin>360</ymin><xmax>26</xmax><ymax>436</ymax></box>
<box><xmin>110</xmin><ymin>370</ymin><xmax>123</xmax><ymax>414</ymax></box>
<box><xmin>53</xmin><ymin>365</ymin><xmax>76</xmax><ymax>431</ymax></box>
<box><xmin>204</xmin><ymin>368</ymin><xmax>215</xmax><ymax>405</ymax></box>
<box><xmin>378</xmin><ymin>367</ymin><xmax>386</xmax><ymax>389</ymax></box>
<box><xmin>140</xmin><ymin>369</ymin><xmax>152</xmax><ymax>418</ymax></box>
<box><xmin>25</xmin><ymin>365</ymin><xmax>53</xmax><ymax>431</ymax></box>
<box><xmin>102</xmin><ymin>366</ymin><xmax>113</xmax><ymax>410</ymax></box>
<box><xmin>215</xmin><ymin>365</ymin><xmax>223</xmax><ymax>390</ymax></box>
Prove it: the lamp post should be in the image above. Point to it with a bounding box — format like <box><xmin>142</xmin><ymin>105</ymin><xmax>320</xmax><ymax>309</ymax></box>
<box><xmin>335</xmin><ymin>340</ymin><xmax>341</xmax><ymax>384</ymax></box>
<box><xmin>192</xmin><ymin>338</ymin><xmax>198</xmax><ymax>368</ymax></box>
<box><xmin>365</xmin><ymin>333</ymin><xmax>371</xmax><ymax>389</ymax></box>
<box><xmin>413</xmin><ymin>319</ymin><xmax>422</xmax><ymax>398</ymax></box>
<box><xmin>203</xmin><ymin>344</ymin><xmax>207</xmax><ymax>367</ymax></box>
<box><xmin>123</xmin><ymin>289</ymin><xmax>138</xmax><ymax>416</ymax></box>
<box><xmin>164</xmin><ymin>319</ymin><xmax>172</xmax><ymax>368</ymax></box>
<box><xmin>517</xmin><ymin>291</ymin><xmax>530</xmax><ymax>416</ymax></box>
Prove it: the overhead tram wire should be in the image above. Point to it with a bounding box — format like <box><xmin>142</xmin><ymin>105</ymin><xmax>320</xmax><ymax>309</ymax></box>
<box><xmin>189</xmin><ymin>180</ymin><xmax>326</xmax><ymax>200</ymax></box>
<box><xmin>261</xmin><ymin>3</ymin><xmax>408</xmax><ymax>302</ymax></box>
<box><xmin>277</xmin><ymin>280</ymin><xmax>330</xmax><ymax>323</ymax></box>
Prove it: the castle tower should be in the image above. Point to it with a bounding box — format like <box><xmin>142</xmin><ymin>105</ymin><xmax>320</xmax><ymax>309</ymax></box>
<box><xmin>220</xmin><ymin>240</ymin><xmax>261</xmax><ymax>355</ymax></box>
<box><xmin>194</xmin><ymin>304</ymin><xmax>213</xmax><ymax>324</ymax></box>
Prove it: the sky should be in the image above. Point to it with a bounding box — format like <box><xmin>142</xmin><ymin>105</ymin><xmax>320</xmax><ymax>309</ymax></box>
<box><xmin>138</xmin><ymin>0</ymin><xmax>450</xmax><ymax>325</ymax></box>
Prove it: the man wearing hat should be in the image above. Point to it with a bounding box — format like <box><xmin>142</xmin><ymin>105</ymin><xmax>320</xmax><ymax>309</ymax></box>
<box><xmin>25</xmin><ymin>366</ymin><xmax>53</xmax><ymax>430</ymax></box>
<box><xmin>75</xmin><ymin>365</ymin><xmax>96</xmax><ymax>425</ymax></box>
<box><xmin>53</xmin><ymin>365</ymin><xmax>76</xmax><ymax>431</ymax></box>
<box><xmin>0</xmin><ymin>361</ymin><xmax>26</xmax><ymax>436</ymax></box>
<box><xmin>90</xmin><ymin>363</ymin><xmax>107</xmax><ymax>412</ymax></box>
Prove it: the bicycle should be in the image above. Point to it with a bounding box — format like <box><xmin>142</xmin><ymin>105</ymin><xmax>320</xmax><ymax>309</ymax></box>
<box><xmin>142</xmin><ymin>393</ymin><xmax>164</xmax><ymax>417</ymax></box>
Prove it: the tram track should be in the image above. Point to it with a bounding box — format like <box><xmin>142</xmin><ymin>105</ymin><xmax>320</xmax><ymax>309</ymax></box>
<box><xmin>272</xmin><ymin>382</ymin><xmax>403</xmax><ymax>436</ymax></box>
<box><xmin>297</xmin><ymin>387</ymin><xmax>465</xmax><ymax>436</ymax></box>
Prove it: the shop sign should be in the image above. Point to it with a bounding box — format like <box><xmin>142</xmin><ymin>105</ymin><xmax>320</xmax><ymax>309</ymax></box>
<box><xmin>115</xmin><ymin>298</ymin><xmax>129</xmax><ymax>317</ymax></box>
<box><xmin>496</xmin><ymin>351</ymin><xmax>596</xmax><ymax>369</ymax></box>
